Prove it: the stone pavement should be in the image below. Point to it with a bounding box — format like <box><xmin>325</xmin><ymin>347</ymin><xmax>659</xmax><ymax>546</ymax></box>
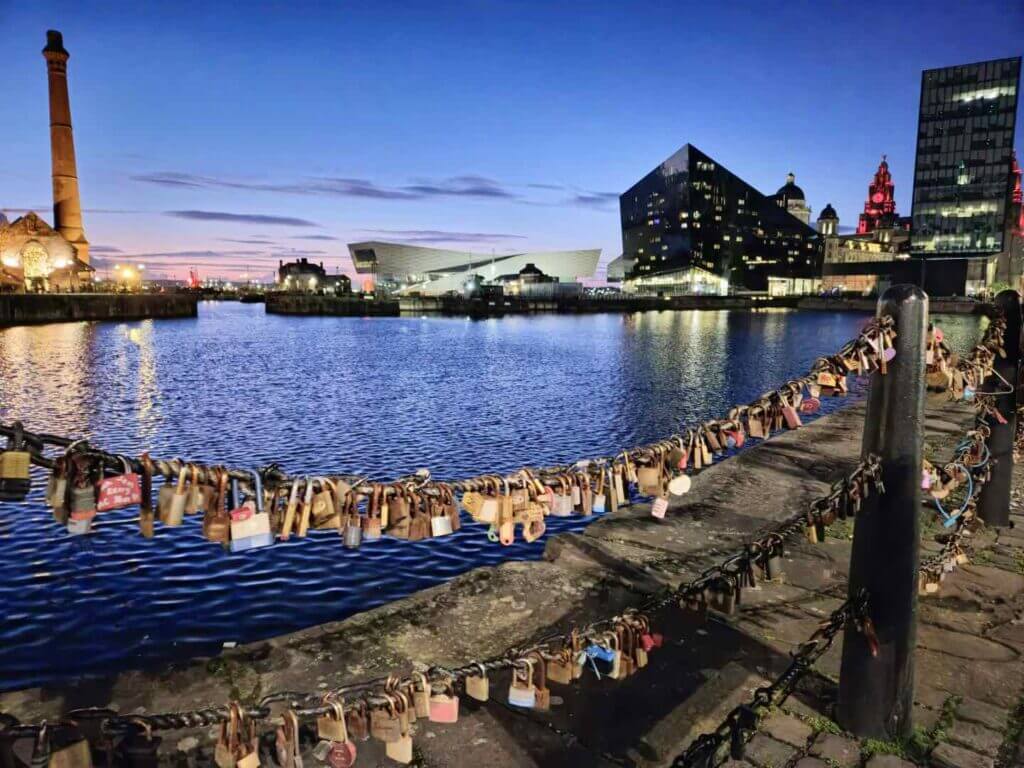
<box><xmin>1</xmin><ymin>394</ymin><xmax>1022</xmax><ymax>767</ymax></box>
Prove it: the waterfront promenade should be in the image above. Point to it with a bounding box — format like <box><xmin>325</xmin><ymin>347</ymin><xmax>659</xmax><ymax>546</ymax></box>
<box><xmin>3</xmin><ymin>391</ymin><xmax>1020</xmax><ymax>767</ymax></box>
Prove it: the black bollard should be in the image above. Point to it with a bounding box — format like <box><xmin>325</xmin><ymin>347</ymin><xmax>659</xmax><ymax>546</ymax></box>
<box><xmin>978</xmin><ymin>289</ymin><xmax>1022</xmax><ymax>527</ymax></box>
<box><xmin>837</xmin><ymin>284</ymin><xmax>927</xmax><ymax>740</ymax></box>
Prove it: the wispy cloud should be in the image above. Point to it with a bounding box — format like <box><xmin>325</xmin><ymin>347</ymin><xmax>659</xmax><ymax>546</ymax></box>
<box><xmin>527</xmin><ymin>182</ymin><xmax>565</xmax><ymax>191</ymax></box>
<box><xmin>270</xmin><ymin>248</ymin><xmax>327</xmax><ymax>257</ymax></box>
<box><xmin>89</xmin><ymin>245</ymin><xmax>124</xmax><ymax>254</ymax></box>
<box><xmin>359</xmin><ymin>228</ymin><xmax>526</xmax><ymax>244</ymax></box>
<box><xmin>568</xmin><ymin>191</ymin><xmax>619</xmax><ymax>208</ymax></box>
<box><xmin>402</xmin><ymin>175</ymin><xmax>516</xmax><ymax>199</ymax></box>
<box><xmin>165</xmin><ymin>210</ymin><xmax>318</xmax><ymax>227</ymax></box>
<box><xmin>134</xmin><ymin>171</ymin><xmax>522</xmax><ymax>202</ymax></box>
<box><xmin>218</xmin><ymin>237</ymin><xmax>277</xmax><ymax>244</ymax></box>
<box><xmin>1</xmin><ymin>207</ymin><xmax>51</xmax><ymax>215</ymax></box>
<box><xmin>290</xmin><ymin>234</ymin><xmax>339</xmax><ymax>241</ymax></box>
<box><xmin>124</xmin><ymin>249</ymin><xmax>267</xmax><ymax>259</ymax></box>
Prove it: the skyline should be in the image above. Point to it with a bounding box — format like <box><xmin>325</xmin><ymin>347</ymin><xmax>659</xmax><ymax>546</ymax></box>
<box><xmin>1</xmin><ymin>1</ymin><xmax>1022</xmax><ymax>282</ymax></box>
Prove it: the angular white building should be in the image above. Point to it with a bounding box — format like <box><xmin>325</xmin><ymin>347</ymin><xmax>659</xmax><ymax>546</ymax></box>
<box><xmin>347</xmin><ymin>241</ymin><xmax>600</xmax><ymax>295</ymax></box>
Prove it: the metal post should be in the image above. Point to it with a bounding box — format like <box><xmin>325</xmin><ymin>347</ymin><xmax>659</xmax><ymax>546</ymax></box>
<box><xmin>978</xmin><ymin>289</ymin><xmax>1022</xmax><ymax>527</ymax></box>
<box><xmin>837</xmin><ymin>284</ymin><xmax>927</xmax><ymax>740</ymax></box>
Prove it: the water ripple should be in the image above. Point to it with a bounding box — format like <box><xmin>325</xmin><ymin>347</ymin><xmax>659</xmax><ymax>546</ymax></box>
<box><xmin>0</xmin><ymin>306</ymin><xmax>980</xmax><ymax>691</ymax></box>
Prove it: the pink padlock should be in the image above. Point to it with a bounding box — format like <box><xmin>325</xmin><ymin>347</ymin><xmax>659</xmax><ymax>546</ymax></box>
<box><xmin>327</xmin><ymin>740</ymin><xmax>357</xmax><ymax>768</ymax></box>
<box><xmin>428</xmin><ymin>680</ymin><xmax>459</xmax><ymax>724</ymax></box>
<box><xmin>651</xmin><ymin>497</ymin><xmax>668</xmax><ymax>519</ymax></box>
<box><xmin>800</xmin><ymin>397</ymin><xmax>821</xmax><ymax>414</ymax></box>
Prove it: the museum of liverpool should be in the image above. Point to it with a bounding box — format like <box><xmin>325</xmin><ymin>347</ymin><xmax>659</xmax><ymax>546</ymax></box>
<box><xmin>346</xmin><ymin>242</ymin><xmax>600</xmax><ymax>296</ymax></box>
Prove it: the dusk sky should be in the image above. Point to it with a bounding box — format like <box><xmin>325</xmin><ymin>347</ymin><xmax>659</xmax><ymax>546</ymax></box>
<box><xmin>1</xmin><ymin>1</ymin><xmax>1021</xmax><ymax>283</ymax></box>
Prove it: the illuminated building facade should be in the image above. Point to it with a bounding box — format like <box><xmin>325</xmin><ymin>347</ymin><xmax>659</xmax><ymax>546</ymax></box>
<box><xmin>276</xmin><ymin>258</ymin><xmax>350</xmax><ymax>293</ymax></box>
<box><xmin>347</xmin><ymin>242</ymin><xmax>599</xmax><ymax>296</ymax></box>
<box><xmin>773</xmin><ymin>173</ymin><xmax>811</xmax><ymax>225</ymax></box>
<box><xmin>0</xmin><ymin>212</ymin><xmax>93</xmax><ymax>292</ymax></box>
<box><xmin>819</xmin><ymin>204</ymin><xmax>911</xmax><ymax>295</ymax></box>
<box><xmin>619</xmin><ymin>144</ymin><xmax>822</xmax><ymax>295</ymax></box>
<box><xmin>909</xmin><ymin>56</ymin><xmax>1021</xmax><ymax>295</ymax></box>
<box><xmin>858</xmin><ymin>156</ymin><xmax>899</xmax><ymax>233</ymax></box>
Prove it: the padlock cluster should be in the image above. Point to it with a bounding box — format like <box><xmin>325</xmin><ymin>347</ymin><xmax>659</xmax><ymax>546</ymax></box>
<box><xmin>918</xmin><ymin>412</ymin><xmax>997</xmax><ymax>594</ymax></box>
<box><xmin>0</xmin><ymin>316</ymin><xmax>897</xmax><ymax>552</ymax></box>
<box><xmin>927</xmin><ymin>312</ymin><xmax>1008</xmax><ymax>402</ymax></box>
<box><xmin>0</xmin><ymin>455</ymin><xmax>885</xmax><ymax>767</ymax></box>
<box><xmin>655</xmin><ymin>454</ymin><xmax>884</xmax><ymax>618</ymax></box>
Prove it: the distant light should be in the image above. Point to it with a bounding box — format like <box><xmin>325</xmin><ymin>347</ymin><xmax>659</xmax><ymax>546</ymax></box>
<box><xmin>138</xmin><ymin>264</ymin><xmax>146</xmax><ymax>271</ymax></box>
<box><xmin>1</xmin><ymin>255</ymin><xmax>19</xmax><ymax>268</ymax></box>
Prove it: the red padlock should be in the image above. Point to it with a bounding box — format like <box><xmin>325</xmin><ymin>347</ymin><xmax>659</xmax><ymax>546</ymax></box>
<box><xmin>96</xmin><ymin>458</ymin><xmax>142</xmax><ymax>512</ymax></box>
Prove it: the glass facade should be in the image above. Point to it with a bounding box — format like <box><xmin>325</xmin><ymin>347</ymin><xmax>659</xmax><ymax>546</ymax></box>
<box><xmin>910</xmin><ymin>57</ymin><xmax>1021</xmax><ymax>256</ymax></box>
<box><xmin>620</xmin><ymin>144</ymin><xmax>822</xmax><ymax>293</ymax></box>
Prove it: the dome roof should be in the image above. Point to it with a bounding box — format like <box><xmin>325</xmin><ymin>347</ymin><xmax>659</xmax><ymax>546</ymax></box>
<box><xmin>775</xmin><ymin>172</ymin><xmax>805</xmax><ymax>202</ymax></box>
<box><xmin>818</xmin><ymin>203</ymin><xmax>838</xmax><ymax>220</ymax></box>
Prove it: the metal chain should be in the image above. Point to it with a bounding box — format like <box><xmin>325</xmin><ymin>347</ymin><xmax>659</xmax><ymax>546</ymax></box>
<box><xmin>670</xmin><ymin>590</ymin><xmax>871</xmax><ymax>768</ymax></box>
<box><xmin>0</xmin><ymin>459</ymin><xmax>884</xmax><ymax>740</ymax></box>
<box><xmin>0</xmin><ymin>317</ymin><xmax>895</xmax><ymax>496</ymax></box>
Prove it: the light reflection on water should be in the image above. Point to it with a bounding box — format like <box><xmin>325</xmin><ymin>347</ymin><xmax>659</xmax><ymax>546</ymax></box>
<box><xmin>0</xmin><ymin>304</ymin><xmax>980</xmax><ymax>691</ymax></box>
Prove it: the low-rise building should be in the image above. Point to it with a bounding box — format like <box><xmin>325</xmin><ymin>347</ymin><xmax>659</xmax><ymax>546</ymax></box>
<box><xmin>276</xmin><ymin>258</ymin><xmax>351</xmax><ymax>293</ymax></box>
<box><xmin>0</xmin><ymin>211</ymin><xmax>93</xmax><ymax>292</ymax></box>
<box><xmin>497</xmin><ymin>263</ymin><xmax>582</xmax><ymax>299</ymax></box>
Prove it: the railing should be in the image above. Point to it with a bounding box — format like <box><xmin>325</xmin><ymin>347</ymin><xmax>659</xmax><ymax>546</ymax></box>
<box><xmin>0</xmin><ymin>286</ymin><xmax>1018</xmax><ymax>768</ymax></box>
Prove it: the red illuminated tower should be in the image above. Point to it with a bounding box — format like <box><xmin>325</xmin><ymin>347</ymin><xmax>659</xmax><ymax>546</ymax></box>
<box><xmin>1012</xmin><ymin>150</ymin><xmax>1023</xmax><ymax>234</ymax></box>
<box><xmin>857</xmin><ymin>155</ymin><xmax>898</xmax><ymax>234</ymax></box>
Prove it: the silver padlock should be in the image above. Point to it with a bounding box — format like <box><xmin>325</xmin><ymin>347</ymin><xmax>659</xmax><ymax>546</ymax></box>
<box><xmin>343</xmin><ymin>513</ymin><xmax>362</xmax><ymax>549</ymax></box>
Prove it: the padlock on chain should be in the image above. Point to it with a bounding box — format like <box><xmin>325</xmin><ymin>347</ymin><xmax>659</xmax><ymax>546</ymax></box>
<box><xmin>68</xmin><ymin>455</ymin><xmax>98</xmax><ymax>536</ymax></box>
<box><xmin>0</xmin><ymin>422</ymin><xmax>32</xmax><ymax>502</ymax></box>
<box><xmin>119</xmin><ymin>720</ymin><xmax>161</xmax><ymax>768</ymax></box>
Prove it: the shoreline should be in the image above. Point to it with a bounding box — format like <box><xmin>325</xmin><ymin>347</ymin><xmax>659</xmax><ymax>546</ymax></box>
<box><xmin>0</xmin><ymin>293</ymin><xmax>198</xmax><ymax>327</ymax></box>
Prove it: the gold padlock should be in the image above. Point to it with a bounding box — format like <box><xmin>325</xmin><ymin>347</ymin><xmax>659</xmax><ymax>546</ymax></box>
<box><xmin>0</xmin><ymin>422</ymin><xmax>32</xmax><ymax>501</ymax></box>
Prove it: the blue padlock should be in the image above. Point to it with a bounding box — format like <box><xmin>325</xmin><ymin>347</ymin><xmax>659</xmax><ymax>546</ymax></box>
<box><xmin>963</xmin><ymin>386</ymin><xmax>975</xmax><ymax>401</ymax></box>
<box><xmin>582</xmin><ymin>644</ymin><xmax>616</xmax><ymax>679</ymax></box>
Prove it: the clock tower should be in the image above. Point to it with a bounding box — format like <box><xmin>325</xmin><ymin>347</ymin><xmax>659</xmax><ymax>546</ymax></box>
<box><xmin>856</xmin><ymin>155</ymin><xmax>898</xmax><ymax>234</ymax></box>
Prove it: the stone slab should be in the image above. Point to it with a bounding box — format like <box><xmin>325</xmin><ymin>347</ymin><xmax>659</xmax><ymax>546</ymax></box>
<box><xmin>793</xmin><ymin>758</ymin><xmax>829</xmax><ymax>768</ymax></box>
<box><xmin>629</xmin><ymin>662</ymin><xmax>765</xmax><ymax>767</ymax></box>
<box><xmin>761</xmin><ymin>710</ymin><xmax>813</xmax><ymax>749</ymax></box>
<box><xmin>864</xmin><ymin>755</ymin><xmax>916</xmax><ymax>768</ymax></box>
<box><xmin>955</xmin><ymin>698</ymin><xmax>1009</xmax><ymax>732</ymax></box>
<box><xmin>929</xmin><ymin>741</ymin><xmax>994</xmax><ymax>768</ymax></box>
<box><xmin>744</xmin><ymin>733</ymin><xmax>797</xmax><ymax>768</ymax></box>
<box><xmin>946</xmin><ymin>719</ymin><xmax>1003</xmax><ymax>758</ymax></box>
<box><xmin>809</xmin><ymin>732</ymin><xmax>860</xmax><ymax>767</ymax></box>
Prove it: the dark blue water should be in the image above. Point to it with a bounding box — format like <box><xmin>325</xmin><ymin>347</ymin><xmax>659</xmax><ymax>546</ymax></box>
<box><xmin>0</xmin><ymin>305</ymin><xmax>981</xmax><ymax>691</ymax></box>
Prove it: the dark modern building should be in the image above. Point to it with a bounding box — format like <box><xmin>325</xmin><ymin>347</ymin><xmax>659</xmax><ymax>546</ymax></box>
<box><xmin>619</xmin><ymin>144</ymin><xmax>822</xmax><ymax>295</ymax></box>
<box><xmin>909</xmin><ymin>56</ymin><xmax>1021</xmax><ymax>295</ymax></box>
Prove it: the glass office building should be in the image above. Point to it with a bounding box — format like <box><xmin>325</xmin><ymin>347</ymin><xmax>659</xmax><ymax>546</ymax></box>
<box><xmin>619</xmin><ymin>144</ymin><xmax>822</xmax><ymax>294</ymax></box>
<box><xmin>910</xmin><ymin>57</ymin><xmax>1021</xmax><ymax>262</ymax></box>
